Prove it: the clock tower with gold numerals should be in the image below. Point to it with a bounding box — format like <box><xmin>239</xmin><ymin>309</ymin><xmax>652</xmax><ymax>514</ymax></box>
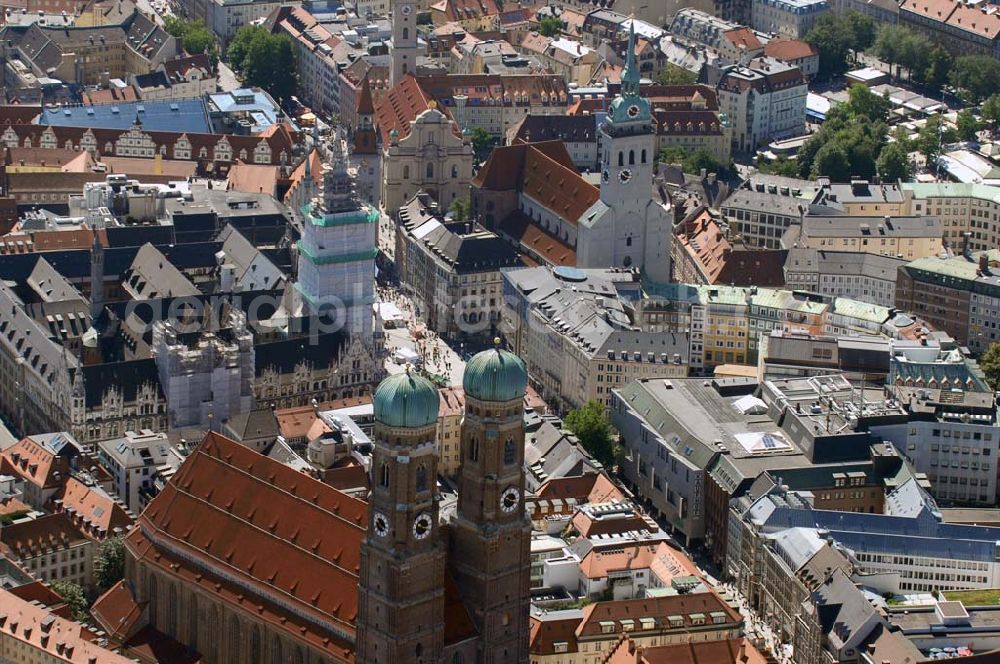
<box><xmin>357</xmin><ymin>370</ymin><xmax>446</xmax><ymax>664</ymax></box>
<box><xmin>449</xmin><ymin>345</ymin><xmax>532</xmax><ymax>664</ymax></box>
<box><xmin>390</xmin><ymin>0</ymin><xmax>418</xmax><ymax>86</ymax></box>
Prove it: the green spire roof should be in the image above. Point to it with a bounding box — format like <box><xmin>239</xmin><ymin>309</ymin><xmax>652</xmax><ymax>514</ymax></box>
<box><xmin>373</xmin><ymin>370</ymin><xmax>440</xmax><ymax>428</ymax></box>
<box><xmin>622</xmin><ymin>20</ymin><xmax>640</xmax><ymax>96</ymax></box>
<box><xmin>462</xmin><ymin>345</ymin><xmax>528</xmax><ymax>402</ymax></box>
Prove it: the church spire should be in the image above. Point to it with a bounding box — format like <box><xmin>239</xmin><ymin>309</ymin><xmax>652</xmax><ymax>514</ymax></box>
<box><xmin>622</xmin><ymin>20</ymin><xmax>640</xmax><ymax>97</ymax></box>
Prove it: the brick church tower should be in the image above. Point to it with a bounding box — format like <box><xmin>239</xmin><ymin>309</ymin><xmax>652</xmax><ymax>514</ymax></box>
<box><xmin>357</xmin><ymin>370</ymin><xmax>447</xmax><ymax>664</ymax></box>
<box><xmin>449</xmin><ymin>345</ymin><xmax>531</xmax><ymax>664</ymax></box>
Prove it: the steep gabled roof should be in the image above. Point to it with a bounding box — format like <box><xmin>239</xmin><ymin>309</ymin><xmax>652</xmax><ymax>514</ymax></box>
<box><xmin>128</xmin><ymin>432</ymin><xmax>366</xmax><ymax>659</ymax></box>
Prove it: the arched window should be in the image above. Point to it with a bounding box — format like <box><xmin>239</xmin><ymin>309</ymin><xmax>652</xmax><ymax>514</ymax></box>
<box><xmin>426</xmin><ymin>162</ymin><xmax>434</xmax><ymax>178</ymax></box>
<box><xmin>167</xmin><ymin>584</ymin><xmax>178</xmax><ymax>635</ymax></box>
<box><xmin>618</xmin><ymin>151</ymin><xmax>623</xmax><ymax>167</ymax></box>
<box><xmin>416</xmin><ymin>464</ymin><xmax>428</xmax><ymax>492</ymax></box>
<box><xmin>452</xmin><ymin>653</ymin><xmax>464</xmax><ymax>664</ymax></box>
<box><xmin>503</xmin><ymin>438</ymin><xmax>516</xmax><ymax>465</ymax></box>
<box><xmin>148</xmin><ymin>574</ymin><xmax>158</xmax><ymax>623</ymax></box>
<box><xmin>271</xmin><ymin>637</ymin><xmax>283</xmax><ymax>664</ymax></box>
<box><xmin>626</xmin><ymin>236</ymin><xmax>632</xmax><ymax>247</ymax></box>
<box><xmin>250</xmin><ymin>626</ymin><xmax>262</xmax><ymax>663</ymax></box>
<box><xmin>469</xmin><ymin>438</ymin><xmax>480</xmax><ymax>462</ymax></box>
<box><xmin>629</xmin><ymin>149</ymin><xmax>635</xmax><ymax>165</ymax></box>
<box><xmin>380</xmin><ymin>463</ymin><xmax>390</xmax><ymax>488</ymax></box>
<box><xmin>228</xmin><ymin>616</ymin><xmax>241</xmax><ymax>661</ymax></box>
<box><xmin>641</xmin><ymin>149</ymin><xmax>647</xmax><ymax>163</ymax></box>
<box><xmin>403</xmin><ymin>27</ymin><xmax>409</xmax><ymax>39</ymax></box>
<box><xmin>451</xmin><ymin>165</ymin><xmax>458</xmax><ymax>178</ymax></box>
<box><xmin>187</xmin><ymin>594</ymin><xmax>198</xmax><ymax>650</ymax></box>
<box><xmin>403</xmin><ymin>165</ymin><xmax>410</xmax><ymax>179</ymax></box>
<box><xmin>416</xmin><ymin>643</ymin><xmax>423</xmax><ymax>658</ymax></box>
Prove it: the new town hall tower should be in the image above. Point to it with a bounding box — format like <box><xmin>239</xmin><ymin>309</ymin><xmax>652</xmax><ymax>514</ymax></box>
<box><xmin>358</xmin><ymin>346</ymin><xmax>532</xmax><ymax>664</ymax></box>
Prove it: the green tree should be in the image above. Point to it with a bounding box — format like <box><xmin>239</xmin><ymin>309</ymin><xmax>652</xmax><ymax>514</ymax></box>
<box><xmin>657</xmin><ymin>145</ymin><xmax>687</xmax><ymax>165</ymax></box>
<box><xmin>757</xmin><ymin>155</ymin><xmax>800</xmax><ymax>177</ymax></box>
<box><xmin>449</xmin><ymin>198</ymin><xmax>470</xmax><ymax>220</ymax></box>
<box><xmin>916</xmin><ymin>114</ymin><xmax>958</xmax><ymax>164</ymax></box>
<box><xmin>950</xmin><ymin>55</ymin><xmax>1000</xmax><ymax>103</ymax></box>
<box><xmin>94</xmin><ymin>536</ymin><xmax>126</xmax><ymax>593</ymax></box>
<box><xmin>980</xmin><ymin>342</ymin><xmax>1000</xmax><ymax>390</ymax></box>
<box><xmin>226</xmin><ymin>25</ymin><xmax>264</xmax><ymax>74</ymax></box>
<box><xmin>813</xmin><ymin>142</ymin><xmax>851</xmax><ymax>181</ymax></box>
<box><xmin>797</xmin><ymin>86</ymin><xmax>890</xmax><ymax>180</ymax></box>
<box><xmin>956</xmin><ymin>109</ymin><xmax>982</xmax><ymax>142</ymax></box>
<box><xmin>227</xmin><ymin>27</ymin><xmax>297</xmax><ymax>101</ymax></box>
<box><xmin>468</xmin><ymin>127</ymin><xmax>494</xmax><ymax>161</ymax></box>
<box><xmin>982</xmin><ymin>94</ymin><xmax>1000</xmax><ymax>133</ymax></box>
<box><xmin>564</xmin><ymin>401</ymin><xmax>615</xmax><ymax>468</ymax></box>
<box><xmin>163</xmin><ymin>15</ymin><xmax>186</xmax><ymax>37</ymax></box>
<box><xmin>922</xmin><ymin>45</ymin><xmax>953</xmax><ymax>92</ymax></box>
<box><xmin>846</xmin><ymin>84</ymin><xmax>890</xmax><ymax>123</ymax></box>
<box><xmin>656</xmin><ymin>64</ymin><xmax>698</xmax><ymax>86</ymax></box>
<box><xmin>537</xmin><ymin>15</ymin><xmax>564</xmax><ymax>37</ymax></box>
<box><xmin>876</xmin><ymin>141</ymin><xmax>913</xmax><ymax>182</ymax></box>
<box><xmin>805</xmin><ymin>11</ymin><xmax>874</xmax><ymax>79</ymax></box>
<box><xmin>50</xmin><ymin>581</ymin><xmax>88</xmax><ymax>623</ymax></box>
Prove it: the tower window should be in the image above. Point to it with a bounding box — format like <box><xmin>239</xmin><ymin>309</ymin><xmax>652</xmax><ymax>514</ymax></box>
<box><xmin>403</xmin><ymin>27</ymin><xmax>409</xmax><ymax>39</ymax></box>
<box><xmin>629</xmin><ymin>149</ymin><xmax>635</xmax><ymax>165</ymax></box>
<box><xmin>618</xmin><ymin>151</ymin><xmax>623</xmax><ymax>167</ymax></box>
<box><xmin>504</xmin><ymin>438</ymin><xmax>516</xmax><ymax>465</ymax></box>
<box><xmin>426</xmin><ymin>162</ymin><xmax>434</xmax><ymax>178</ymax></box>
<box><xmin>380</xmin><ymin>463</ymin><xmax>390</xmax><ymax>488</ymax></box>
<box><xmin>416</xmin><ymin>463</ymin><xmax>428</xmax><ymax>492</ymax></box>
<box><xmin>626</xmin><ymin>236</ymin><xmax>632</xmax><ymax>247</ymax></box>
<box><xmin>403</xmin><ymin>165</ymin><xmax>410</xmax><ymax>179</ymax></box>
<box><xmin>451</xmin><ymin>165</ymin><xmax>458</xmax><ymax>178</ymax></box>
<box><xmin>470</xmin><ymin>438</ymin><xmax>480</xmax><ymax>462</ymax></box>
<box><xmin>641</xmin><ymin>149</ymin><xmax>647</xmax><ymax>163</ymax></box>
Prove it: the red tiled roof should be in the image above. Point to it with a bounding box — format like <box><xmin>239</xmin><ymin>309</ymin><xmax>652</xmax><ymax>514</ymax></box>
<box><xmin>0</xmin><ymin>513</ymin><xmax>89</xmax><ymax>560</ymax></box>
<box><xmin>127</xmin><ymin>432</ymin><xmax>473</xmax><ymax>661</ymax></box>
<box><xmin>763</xmin><ymin>38</ymin><xmax>818</xmax><ymax>62</ymax></box>
<box><xmin>374</xmin><ymin>74</ymin><xmax>444</xmax><ymax>144</ymax></box>
<box><xmin>946</xmin><ymin>2</ymin><xmax>1000</xmax><ymax>38</ymax></box>
<box><xmin>1</xmin><ymin>436</ymin><xmax>63</xmax><ymax>491</ymax></box>
<box><xmin>134</xmin><ymin>432</ymin><xmax>365</xmax><ymax>638</ymax></box>
<box><xmin>7</xmin><ymin>581</ymin><xmax>72</xmax><ymax>619</ymax></box>
<box><xmin>535</xmin><ymin>473</ymin><xmax>623</xmax><ymax>504</ymax></box>
<box><xmin>606</xmin><ymin>636</ymin><xmax>769</xmax><ymax>664</ymax></box>
<box><xmin>723</xmin><ymin>27</ymin><xmax>763</xmax><ymax>51</ymax></box>
<box><xmin>56</xmin><ymin>476</ymin><xmax>133</xmax><ymax>535</ymax></box>
<box><xmin>498</xmin><ymin>212</ymin><xmax>576</xmax><ymax>266</ymax></box>
<box><xmin>90</xmin><ymin>580</ymin><xmax>146</xmax><ymax>643</ymax></box>
<box><xmin>521</xmin><ymin>145</ymin><xmax>598</xmax><ymax>224</ymax></box>
<box><xmin>357</xmin><ymin>77</ymin><xmax>375</xmax><ymax>115</ymax></box>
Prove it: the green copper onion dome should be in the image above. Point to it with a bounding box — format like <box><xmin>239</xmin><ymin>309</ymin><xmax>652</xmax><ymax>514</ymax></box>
<box><xmin>462</xmin><ymin>344</ymin><xmax>528</xmax><ymax>402</ymax></box>
<box><xmin>373</xmin><ymin>370</ymin><xmax>440</xmax><ymax>428</ymax></box>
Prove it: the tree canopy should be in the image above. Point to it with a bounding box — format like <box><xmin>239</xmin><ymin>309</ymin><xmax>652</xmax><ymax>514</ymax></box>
<box><xmin>875</xmin><ymin>141</ymin><xmax>913</xmax><ymax>182</ymax></box>
<box><xmin>51</xmin><ymin>581</ymin><xmax>89</xmax><ymax>623</ymax></box>
<box><xmin>658</xmin><ymin>146</ymin><xmax>733</xmax><ymax>178</ymax></box>
<box><xmin>981</xmin><ymin>342</ymin><xmax>1000</xmax><ymax>391</ymax></box>
<box><xmin>564</xmin><ymin>401</ymin><xmax>616</xmax><ymax>468</ymax></box>
<box><xmin>982</xmin><ymin>94</ymin><xmax>1000</xmax><ymax>132</ymax></box>
<box><xmin>226</xmin><ymin>26</ymin><xmax>297</xmax><ymax>102</ymax></box>
<box><xmin>804</xmin><ymin>11</ymin><xmax>876</xmax><ymax>79</ymax></box>
<box><xmin>537</xmin><ymin>15</ymin><xmax>565</xmax><ymax>37</ymax></box>
<box><xmin>95</xmin><ymin>536</ymin><xmax>126</xmax><ymax>593</ymax></box>
<box><xmin>164</xmin><ymin>17</ymin><xmax>218</xmax><ymax>64</ymax></box>
<box><xmin>656</xmin><ymin>64</ymin><xmax>698</xmax><ymax>86</ymax></box>
<box><xmin>949</xmin><ymin>55</ymin><xmax>1000</xmax><ymax>103</ymax></box>
<box><xmin>796</xmin><ymin>84</ymin><xmax>890</xmax><ymax>180</ymax></box>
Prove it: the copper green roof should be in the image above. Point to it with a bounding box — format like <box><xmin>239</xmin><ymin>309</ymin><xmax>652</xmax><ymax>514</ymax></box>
<box><xmin>373</xmin><ymin>371</ymin><xmax>440</xmax><ymax>428</ymax></box>
<box><xmin>462</xmin><ymin>347</ymin><xmax>528</xmax><ymax>402</ymax></box>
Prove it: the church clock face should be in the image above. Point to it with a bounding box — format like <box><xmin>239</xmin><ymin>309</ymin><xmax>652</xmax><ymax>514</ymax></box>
<box><xmin>400</xmin><ymin>3</ymin><xmax>412</xmax><ymax>13</ymax></box>
<box><xmin>619</xmin><ymin>168</ymin><xmax>632</xmax><ymax>184</ymax></box>
<box><xmin>500</xmin><ymin>486</ymin><xmax>520</xmax><ymax>513</ymax></box>
<box><xmin>413</xmin><ymin>512</ymin><xmax>433</xmax><ymax>540</ymax></box>
<box><xmin>627</xmin><ymin>104</ymin><xmax>640</xmax><ymax>118</ymax></box>
<box><xmin>373</xmin><ymin>511</ymin><xmax>390</xmax><ymax>538</ymax></box>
